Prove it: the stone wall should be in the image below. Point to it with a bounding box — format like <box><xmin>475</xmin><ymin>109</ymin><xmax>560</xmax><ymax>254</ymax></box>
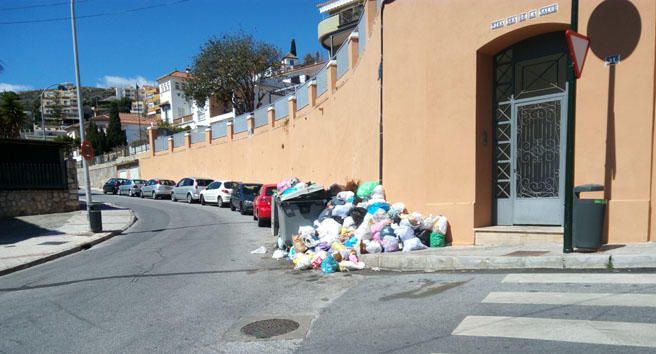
<box><xmin>0</xmin><ymin>160</ymin><xmax>79</xmax><ymax>218</ymax></box>
<box><xmin>77</xmin><ymin>155</ymin><xmax>139</xmax><ymax>190</ymax></box>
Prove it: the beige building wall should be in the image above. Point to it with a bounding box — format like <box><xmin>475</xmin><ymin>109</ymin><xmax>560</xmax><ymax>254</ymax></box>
<box><xmin>140</xmin><ymin>0</ymin><xmax>656</xmax><ymax>245</ymax></box>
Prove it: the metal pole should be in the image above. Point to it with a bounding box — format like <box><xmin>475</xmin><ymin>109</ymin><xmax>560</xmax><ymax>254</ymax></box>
<box><xmin>70</xmin><ymin>0</ymin><xmax>93</xmax><ymax>228</ymax></box>
<box><xmin>563</xmin><ymin>0</ymin><xmax>579</xmax><ymax>253</ymax></box>
<box><xmin>40</xmin><ymin>93</ymin><xmax>45</xmax><ymax>140</ymax></box>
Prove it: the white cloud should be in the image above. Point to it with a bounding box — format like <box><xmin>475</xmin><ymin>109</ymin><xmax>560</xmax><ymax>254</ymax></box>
<box><xmin>97</xmin><ymin>75</ymin><xmax>155</xmax><ymax>88</ymax></box>
<box><xmin>0</xmin><ymin>83</ymin><xmax>33</xmax><ymax>92</ymax></box>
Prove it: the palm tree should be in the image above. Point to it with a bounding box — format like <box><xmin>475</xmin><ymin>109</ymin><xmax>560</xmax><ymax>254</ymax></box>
<box><xmin>0</xmin><ymin>91</ymin><xmax>27</xmax><ymax>138</ymax></box>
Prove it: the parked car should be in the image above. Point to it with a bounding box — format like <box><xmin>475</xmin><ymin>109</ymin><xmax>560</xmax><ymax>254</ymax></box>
<box><xmin>253</xmin><ymin>184</ymin><xmax>277</xmax><ymax>227</ymax></box>
<box><xmin>199</xmin><ymin>180</ymin><xmax>236</xmax><ymax>207</ymax></box>
<box><xmin>230</xmin><ymin>183</ymin><xmax>262</xmax><ymax>215</ymax></box>
<box><xmin>118</xmin><ymin>179</ymin><xmax>147</xmax><ymax>197</ymax></box>
<box><xmin>140</xmin><ymin>179</ymin><xmax>176</xmax><ymax>199</ymax></box>
<box><xmin>171</xmin><ymin>177</ymin><xmax>213</xmax><ymax>203</ymax></box>
<box><xmin>102</xmin><ymin>178</ymin><xmax>128</xmax><ymax>194</ymax></box>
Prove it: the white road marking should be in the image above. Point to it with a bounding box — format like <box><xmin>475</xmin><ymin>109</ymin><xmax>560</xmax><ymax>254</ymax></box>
<box><xmin>452</xmin><ymin>316</ymin><xmax>656</xmax><ymax>348</ymax></box>
<box><xmin>503</xmin><ymin>273</ymin><xmax>656</xmax><ymax>284</ymax></box>
<box><xmin>483</xmin><ymin>291</ymin><xmax>656</xmax><ymax>307</ymax></box>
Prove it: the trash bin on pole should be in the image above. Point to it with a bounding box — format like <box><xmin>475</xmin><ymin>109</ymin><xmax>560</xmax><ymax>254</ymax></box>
<box><xmin>275</xmin><ymin>184</ymin><xmax>329</xmax><ymax>249</ymax></box>
<box><xmin>573</xmin><ymin>184</ymin><xmax>606</xmax><ymax>249</ymax></box>
<box><xmin>88</xmin><ymin>203</ymin><xmax>103</xmax><ymax>233</ymax></box>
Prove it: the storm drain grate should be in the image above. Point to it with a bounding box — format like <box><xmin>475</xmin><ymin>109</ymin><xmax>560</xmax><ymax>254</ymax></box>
<box><xmin>240</xmin><ymin>319</ymin><xmax>300</xmax><ymax>339</ymax></box>
<box><xmin>504</xmin><ymin>250</ymin><xmax>550</xmax><ymax>257</ymax></box>
<box><xmin>38</xmin><ymin>241</ymin><xmax>69</xmax><ymax>246</ymax></box>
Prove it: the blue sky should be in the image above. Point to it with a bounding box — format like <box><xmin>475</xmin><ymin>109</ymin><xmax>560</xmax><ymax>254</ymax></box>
<box><xmin>0</xmin><ymin>0</ymin><xmax>325</xmax><ymax>91</ymax></box>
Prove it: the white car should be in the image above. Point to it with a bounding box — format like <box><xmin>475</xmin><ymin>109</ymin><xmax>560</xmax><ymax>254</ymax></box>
<box><xmin>199</xmin><ymin>180</ymin><xmax>236</xmax><ymax>207</ymax></box>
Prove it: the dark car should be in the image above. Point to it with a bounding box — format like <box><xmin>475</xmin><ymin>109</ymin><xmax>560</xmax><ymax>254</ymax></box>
<box><xmin>230</xmin><ymin>183</ymin><xmax>262</xmax><ymax>215</ymax></box>
<box><xmin>102</xmin><ymin>178</ymin><xmax>128</xmax><ymax>194</ymax></box>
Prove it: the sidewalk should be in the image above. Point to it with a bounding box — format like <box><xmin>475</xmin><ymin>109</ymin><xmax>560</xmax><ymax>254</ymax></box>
<box><xmin>359</xmin><ymin>242</ymin><xmax>656</xmax><ymax>272</ymax></box>
<box><xmin>0</xmin><ymin>204</ymin><xmax>135</xmax><ymax>276</ymax></box>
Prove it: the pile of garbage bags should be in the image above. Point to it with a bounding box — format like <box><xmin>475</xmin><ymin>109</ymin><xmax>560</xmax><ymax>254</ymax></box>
<box><xmin>273</xmin><ymin>178</ymin><xmax>448</xmax><ymax>273</ymax></box>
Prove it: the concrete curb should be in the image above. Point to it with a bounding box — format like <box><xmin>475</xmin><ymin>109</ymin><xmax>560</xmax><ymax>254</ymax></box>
<box><xmin>0</xmin><ymin>209</ymin><xmax>137</xmax><ymax>277</ymax></box>
<box><xmin>359</xmin><ymin>253</ymin><xmax>656</xmax><ymax>272</ymax></box>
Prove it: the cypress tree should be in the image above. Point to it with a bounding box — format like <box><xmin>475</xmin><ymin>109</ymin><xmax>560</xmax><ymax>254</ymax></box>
<box><xmin>106</xmin><ymin>102</ymin><xmax>124</xmax><ymax>150</ymax></box>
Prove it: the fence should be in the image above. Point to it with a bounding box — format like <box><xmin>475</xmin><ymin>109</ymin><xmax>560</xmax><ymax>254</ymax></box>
<box><xmin>357</xmin><ymin>14</ymin><xmax>366</xmax><ymax>55</ymax></box>
<box><xmin>274</xmin><ymin>97</ymin><xmax>289</xmax><ymax>120</ymax></box>
<box><xmin>211</xmin><ymin>120</ymin><xmax>227</xmax><ymax>139</ymax></box>
<box><xmin>254</xmin><ymin>107</ymin><xmax>268</xmax><ymax>128</ymax></box>
<box><xmin>316</xmin><ymin>65</ymin><xmax>328</xmax><ymax>97</ymax></box>
<box><xmin>155</xmin><ymin>136</ymin><xmax>169</xmax><ymax>152</ymax></box>
<box><xmin>190</xmin><ymin>127</ymin><xmax>206</xmax><ymax>144</ymax></box>
<box><xmin>296</xmin><ymin>81</ymin><xmax>309</xmax><ymax>110</ymax></box>
<box><xmin>233</xmin><ymin>114</ymin><xmax>248</xmax><ymax>134</ymax></box>
<box><xmin>336</xmin><ymin>42</ymin><xmax>349</xmax><ymax>79</ymax></box>
<box><xmin>172</xmin><ymin>132</ymin><xmax>185</xmax><ymax>148</ymax></box>
<box><xmin>129</xmin><ymin>144</ymin><xmax>149</xmax><ymax>155</ymax></box>
<box><xmin>0</xmin><ymin>140</ymin><xmax>67</xmax><ymax>190</ymax></box>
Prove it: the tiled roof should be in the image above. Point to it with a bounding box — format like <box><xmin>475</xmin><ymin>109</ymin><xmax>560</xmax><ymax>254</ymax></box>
<box><xmin>156</xmin><ymin>70</ymin><xmax>191</xmax><ymax>82</ymax></box>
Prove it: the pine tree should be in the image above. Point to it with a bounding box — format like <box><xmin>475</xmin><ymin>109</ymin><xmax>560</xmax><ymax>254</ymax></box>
<box><xmin>106</xmin><ymin>102</ymin><xmax>124</xmax><ymax>150</ymax></box>
<box><xmin>86</xmin><ymin>119</ymin><xmax>101</xmax><ymax>153</ymax></box>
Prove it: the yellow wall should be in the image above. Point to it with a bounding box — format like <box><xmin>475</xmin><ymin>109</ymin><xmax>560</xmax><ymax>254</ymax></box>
<box><xmin>140</xmin><ymin>0</ymin><xmax>656</xmax><ymax>245</ymax></box>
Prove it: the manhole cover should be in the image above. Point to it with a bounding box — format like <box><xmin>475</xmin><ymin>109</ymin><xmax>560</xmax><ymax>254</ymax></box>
<box><xmin>504</xmin><ymin>250</ymin><xmax>549</xmax><ymax>257</ymax></box>
<box><xmin>38</xmin><ymin>241</ymin><xmax>69</xmax><ymax>246</ymax></box>
<box><xmin>240</xmin><ymin>319</ymin><xmax>300</xmax><ymax>339</ymax></box>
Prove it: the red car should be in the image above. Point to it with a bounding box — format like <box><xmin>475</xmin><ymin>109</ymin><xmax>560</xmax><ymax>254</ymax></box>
<box><xmin>253</xmin><ymin>184</ymin><xmax>277</xmax><ymax>227</ymax></box>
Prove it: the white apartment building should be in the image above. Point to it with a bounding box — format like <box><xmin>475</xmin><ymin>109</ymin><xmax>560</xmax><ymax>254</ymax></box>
<box><xmin>157</xmin><ymin>70</ymin><xmax>192</xmax><ymax>124</ymax></box>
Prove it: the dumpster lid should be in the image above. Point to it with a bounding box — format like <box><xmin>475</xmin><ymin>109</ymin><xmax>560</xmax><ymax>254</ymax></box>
<box><xmin>279</xmin><ymin>184</ymin><xmax>326</xmax><ymax>202</ymax></box>
<box><xmin>574</xmin><ymin>184</ymin><xmax>604</xmax><ymax>193</ymax></box>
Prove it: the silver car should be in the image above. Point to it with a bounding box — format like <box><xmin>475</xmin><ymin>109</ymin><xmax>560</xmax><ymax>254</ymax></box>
<box><xmin>118</xmin><ymin>179</ymin><xmax>147</xmax><ymax>197</ymax></box>
<box><xmin>171</xmin><ymin>177</ymin><xmax>213</xmax><ymax>203</ymax></box>
<box><xmin>140</xmin><ymin>179</ymin><xmax>176</xmax><ymax>199</ymax></box>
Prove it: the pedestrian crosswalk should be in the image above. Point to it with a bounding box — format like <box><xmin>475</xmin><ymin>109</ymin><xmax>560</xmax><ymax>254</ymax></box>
<box><xmin>452</xmin><ymin>273</ymin><xmax>656</xmax><ymax>349</ymax></box>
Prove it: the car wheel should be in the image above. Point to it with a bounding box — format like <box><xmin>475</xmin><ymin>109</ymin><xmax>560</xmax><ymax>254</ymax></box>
<box><xmin>217</xmin><ymin>197</ymin><xmax>224</xmax><ymax>207</ymax></box>
<box><xmin>200</xmin><ymin>195</ymin><xmax>205</xmax><ymax>205</ymax></box>
<box><xmin>129</xmin><ymin>190</ymin><xmax>133</xmax><ymax>197</ymax></box>
<box><xmin>140</xmin><ymin>191</ymin><xmax>144</xmax><ymax>198</ymax></box>
<box><xmin>187</xmin><ymin>194</ymin><xmax>193</xmax><ymax>204</ymax></box>
<box><xmin>171</xmin><ymin>193</ymin><xmax>177</xmax><ymax>202</ymax></box>
<box><xmin>152</xmin><ymin>191</ymin><xmax>157</xmax><ymax>200</ymax></box>
<box><xmin>240</xmin><ymin>202</ymin><xmax>247</xmax><ymax>215</ymax></box>
<box><xmin>230</xmin><ymin>202</ymin><xmax>236</xmax><ymax>211</ymax></box>
<box><xmin>257</xmin><ymin>217</ymin><xmax>266</xmax><ymax>227</ymax></box>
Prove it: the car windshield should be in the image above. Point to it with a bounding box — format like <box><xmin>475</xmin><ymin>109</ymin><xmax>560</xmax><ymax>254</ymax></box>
<box><xmin>160</xmin><ymin>180</ymin><xmax>175</xmax><ymax>186</ymax></box>
<box><xmin>134</xmin><ymin>180</ymin><xmax>146</xmax><ymax>184</ymax></box>
<box><xmin>196</xmin><ymin>179</ymin><xmax>213</xmax><ymax>186</ymax></box>
<box><xmin>242</xmin><ymin>184</ymin><xmax>261</xmax><ymax>196</ymax></box>
<box><xmin>222</xmin><ymin>181</ymin><xmax>235</xmax><ymax>189</ymax></box>
<box><xmin>265</xmin><ymin>186</ymin><xmax>277</xmax><ymax>196</ymax></box>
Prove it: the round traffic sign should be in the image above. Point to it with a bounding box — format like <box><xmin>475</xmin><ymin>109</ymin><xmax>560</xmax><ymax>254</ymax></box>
<box><xmin>80</xmin><ymin>140</ymin><xmax>94</xmax><ymax>161</ymax></box>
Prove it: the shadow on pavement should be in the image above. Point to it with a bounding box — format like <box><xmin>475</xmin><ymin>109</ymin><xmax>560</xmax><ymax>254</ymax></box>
<box><xmin>0</xmin><ymin>267</ymin><xmax>290</xmax><ymax>292</ymax></box>
<box><xmin>0</xmin><ymin>218</ymin><xmax>66</xmax><ymax>245</ymax></box>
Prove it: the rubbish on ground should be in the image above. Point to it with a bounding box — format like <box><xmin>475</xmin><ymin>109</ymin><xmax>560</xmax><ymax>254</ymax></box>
<box><xmin>430</xmin><ymin>231</ymin><xmax>446</xmax><ymax>248</ymax></box>
<box><xmin>272</xmin><ymin>249</ymin><xmax>287</xmax><ymax>259</ymax></box>
<box><xmin>273</xmin><ymin>177</ymin><xmax>449</xmax><ymax>272</ymax></box>
<box><xmin>320</xmin><ymin>254</ymin><xmax>338</xmax><ymax>273</ymax></box>
<box><xmin>251</xmin><ymin>246</ymin><xmax>267</xmax><ymax>254</ymax></box>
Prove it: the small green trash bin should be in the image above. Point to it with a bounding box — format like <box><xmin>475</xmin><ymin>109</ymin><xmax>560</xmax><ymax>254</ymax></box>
<box><xmin>573</xmin><ymin>184</ymin><xmax>606</xmax><ymax>249</ymax></box>
<box><xmin>88</xmin><ymin>203</ymin><xmax>103</xmax><ymax>233</ymax></box>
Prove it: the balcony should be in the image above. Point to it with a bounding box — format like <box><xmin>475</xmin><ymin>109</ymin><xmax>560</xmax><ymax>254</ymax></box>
<box><xmin>318</xmin><ymin>6</ymin><xmax>362</xmax><ymax>52</ymax></box>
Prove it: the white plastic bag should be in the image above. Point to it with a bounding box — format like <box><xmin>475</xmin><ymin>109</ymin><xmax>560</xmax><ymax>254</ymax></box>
<box><xmin>317</xmin><ymin>218</ymin><xmax>341</xmax><ymax>244</ymax></box>
<box><xmin>434</xmin><ymin>215</ymin><xmax>448</xmax><ymax>234</ymax></box>
<box><xmin>402</xmin><ymin>237</ymin><xmax>427</xmax><ymax>252</ymax></box>
<box><xmin>339</xmin><ymin>260</ymin><xmax>366</xmax><ymax>271</ymax></box>
<box><xmin>382</xmin><ymin>235</ymin><xmax>399</xmax><ymax>252</ymax></box>
<box><xmin>272</xmin><ymin>249</ymin><xmax>287</xmax><ymax>259</ymax></box>
<box><xmin>365</xmin><ymin>240</ymin><xmax>383</xmax><ymax>254</ymax></box>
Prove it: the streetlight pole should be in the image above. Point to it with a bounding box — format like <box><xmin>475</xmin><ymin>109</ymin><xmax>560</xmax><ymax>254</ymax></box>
<box><xmin>70</xmin><ymin>0</ymin><xmax>93</xmax><ymax>227</ymax></box>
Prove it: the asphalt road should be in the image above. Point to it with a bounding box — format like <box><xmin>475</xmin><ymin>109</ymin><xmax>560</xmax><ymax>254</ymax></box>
<box><xmin>1</xmin><ymin>194</ymin><xmax>655</xmax><ymax>353</ymax></box>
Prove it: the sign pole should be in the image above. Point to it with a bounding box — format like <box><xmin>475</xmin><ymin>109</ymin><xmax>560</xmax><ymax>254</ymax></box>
<box><xmin>71</xmin><ymin>0</ymin><xmax>93</xmax><ymax>229</ymax></box>
<box><xmin>563</xmin><ymin>0</ymin><xmax>579</xmax><ymax>253</ymax></box>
